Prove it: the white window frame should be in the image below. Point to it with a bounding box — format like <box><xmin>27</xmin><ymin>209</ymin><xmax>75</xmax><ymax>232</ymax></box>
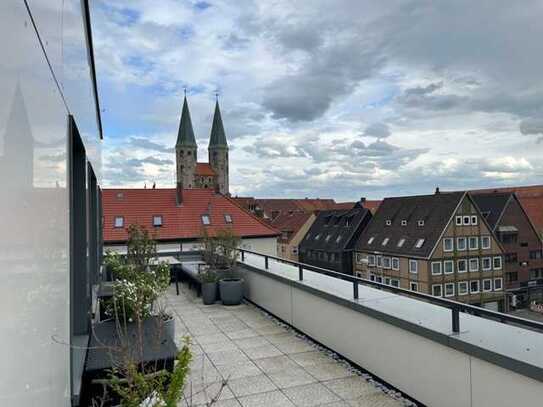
<box><xmin>493</xmin><ymin>256</ymin><xmax>502</xmax><ymax>270</ymax></box>
<box><xmin>383</xmin><ymin>257</ymin><xmax>391</xmax><ymax>269</ymax></box>
<box><xmin>468</xmin><ymin>236</ymin><xmax>479</xmax><ymax>250</ymax></box>
<box><xmin>469</xmin><ymin>258</ymin><xmax>479</xmax><ymax>272</ymax></box>
<box><xmin>391</xmin><ymin>257</ymin><xmax>400</xmax><ymax>271</ymax></box>
<box><xmin>391</xmin><ymin>279</ymin><xmax>400</xmax><ymax>288</ymax></box>
<box><xmin>481</xmin><ymin>235</ymin><xmax>491</xmax><ymax>249</ymax></box>
<box><xmin>457</xmin><ymin>237</ymin><xmax>467</xmax><ymax>251</ymax></box>
<box><xmin>443</xmin><ymin>238</ymin><xmax>454</xmax><ymax>252</ymax></box>
<box><xmin>114</xmin><ymin>216</ymin><xmax>124</xmax><ymax>228</ymax></box>
<box><xmin>470</xmin><ymin>280</ymin><xmax>480</xmax><ymax>294</ymax></box>
<box><xmin>494</xmin><ymin>278</ymin><xmax>503</xmax><ymax>291</ymax></box>
<box><xmin>456</xmin><ymin>216</ymin><xmax>463</xmax><ymax>226</ymax></box>
<box><xmin>368</xmin><ymin>254</ymin><xmax>376</xmax><ymax>266</ymax></box>
<box><xmin>432</xmin><ymin>284</ymin><xmax>443</xmax><ymax>297</ymax></box>
<box><xmin>431</xmin><ymin>261</ymin><xmax>442</xmax><ymax>275</ymax></box>
<box><xmin>410</xmin><ymin>282</ymin><xmax>419</xmax><ymax>292</ymax></box>
<box><xmin>444</xmin><ymin>260</ymin><xmax>454</xmax><ymax>274</ymax></box>
<box><xmin>482</xmin><ymin>257</ymin><xmax>492</xmax><ymax>271</ymax></box>
<box><xmin>457</xmin><ymin>259</ymin><xmax>467</xmax><ymax>273</ymax></box>
<box><xmin>458</xmin><ymin>281</ymin><xmax>468</xmax><ymax>296</ymax></box>
<box><xmin>444</xmin><ymin>283</ymin><xmax>455</xmax><ymax>297</ymax></box>
<box><xmin>471</xmin><ymin>215</ymin><xmax>478</xmax><ymax>226</ymax></box>
<box><xmin>409</xmin><ymin>259</ymin><xmax>418</xmax><ymax>274</ymax></box>
<box><xmin>463</xmin><ymin>215</ymin><xmax>471</xmax><ymax>225</ymax></box>
<box><xmin>377</xmin><ymin>255</ymin><xmax>382</xmax><ymax>268</ymax></box>
<box><xmin>482</xmin><ymin>278</ymin><xmax>492</xmax><ymax>292</ymax></box>
<box><xmin>385</xmin><ymin>277</ymin><xmax>391</xmax><ymax>286</ymax></box>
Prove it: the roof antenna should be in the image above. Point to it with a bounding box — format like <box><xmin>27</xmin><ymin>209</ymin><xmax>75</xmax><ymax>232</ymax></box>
<box><xmin>215</xmin><ymin>90</ymin><xmax>219</xmax><ymax>102</ymax></box>
<box><xmin>184</xmin><ymin>87</ymin><xmax>187</xmax><ymax>97</ymax></box>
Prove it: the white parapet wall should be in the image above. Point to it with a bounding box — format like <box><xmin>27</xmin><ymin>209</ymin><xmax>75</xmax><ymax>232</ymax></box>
<box><xmin>239</xmin><ymin>253</ymin><xmax>543</xmax><ymax>407</ymax></box>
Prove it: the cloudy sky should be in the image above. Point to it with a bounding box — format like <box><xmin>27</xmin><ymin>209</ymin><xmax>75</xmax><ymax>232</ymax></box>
<box><xmin>91</xmin><ymin>0</ymin><xmax>543</xmax><ymax>200</ymax></box>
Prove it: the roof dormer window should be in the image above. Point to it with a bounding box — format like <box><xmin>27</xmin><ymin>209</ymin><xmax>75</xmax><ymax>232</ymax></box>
<box><xmin>401</xmin><ymin>220</ymin><xmax>407</xmax><ymax>226</ymax></box>
<box><xmin>153</xmin><ymin>215</ymin><xmax>163</xmax><ymax>227</ymax></box>
<box><xmin>386</xmin><ymin>220</ymin><xmax>392</xmax><ymax>226</ymax></box>
<box><xmin>315</xmin><ymin>234</ymin><xmax>321</xmax><ymax>240</ymax></box>
<box><xmin>345</xmin><ymin>216</ymin><xmax>353</xmax><ymax>227</ymax></box>
<box><xmin>114</xmin><ymin>216</ymin><xmax>124</xmax><ymax>228</ymax></box>
<box><xmin>336</xmin><ymin>235</ymin><xmax>342</xmax><ymax>243</ymax></box>
<box><xmin>325</xmin><ymin>234</ymin><xmax>331</xmax><ymax>242</ymax></box>
<box><xmin>224</xmin><ymin>214</ymin><xmax>233</xmax><ymax>224</ymax></box>
<box><xmin>201</xmin><ymin>214</ymin><xmax>211</xmax><ymax>225</ymax></box>
<box><xmin>418</xmin><ymin>220</ymin><xmax>424</xmax><ymax>227</ymax></box>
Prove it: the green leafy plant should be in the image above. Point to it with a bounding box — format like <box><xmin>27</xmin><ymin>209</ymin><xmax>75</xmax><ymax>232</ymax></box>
<box><xmin>198</xmin><ymin>269</ymin><xmax>219</xmax><ymax>284</ymax></box>
<box><xmin>200</xmin><ymin>228</ymin><xmax>241</xmax><ymax>273</ymax></box>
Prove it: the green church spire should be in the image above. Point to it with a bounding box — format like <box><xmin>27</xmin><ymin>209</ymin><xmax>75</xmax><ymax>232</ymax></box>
<box><xmin>208</xmin><ymin>99</ymin><xmax>228</xmax><ymax>148</ymax></box>
<box><xmin>176</xmin><ymin>95</ymin><xmax>197</xmax><ymax>147</ymax></box>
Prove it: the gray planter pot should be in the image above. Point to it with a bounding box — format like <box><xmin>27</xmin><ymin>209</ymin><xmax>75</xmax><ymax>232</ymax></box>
<box><xmin>163</xmin><ymin>317</ymin><xmax>175</xmax><ymax>340</ymax></box>
<box><xmin>202</xmin><ymin>282</ymin><xmax>218</xmax><ymax>305</ymax></box>
<box><xmin>219</xmin><ymin>278</ymin><xmax>244</xmax><ymax>305</ymax></box>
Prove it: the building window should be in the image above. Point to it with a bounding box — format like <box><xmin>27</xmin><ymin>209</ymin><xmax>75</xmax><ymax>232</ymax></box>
<box><xmin>201</xmin><ymin>214</ymin><xmax>211</xmax><ymax>225</ymax></box>
<box><xmin>494</xmin><ymin>278</ymin><xmax>503</xmax><ymax>291</ymax></box>
<box><xmin>530</xmin><ymin>268</ymin><xmax>543</xmax><ymax>279</ymax></box>
<box><xmin>505</xmin><ymin>252</ymin><xmax>518</xmax><ymax>263</ymax></box>
<box><xmin>409</xmin><ymin>259</ymin><xmax>418</xmax><ymax>274</ymax></box>
<box><xmin>482</xmin><ymin>279</ymin><xmax>492</xmax><ymax>292</ymax></box>
<box><xmin>431</xmin><ymin>261</ymin><xmax>442</xmax><ymax>275</ymax></box>
<box><xmin>415</xmin><ymin>238</ymin><xmax>425</xmax><ymax>248</ymax></box>
<box><xmin>506</xmin><ymin>272</ymin><xmax>518</xmax><ymax>282</ymax></box>
<box><xmin>470</xmin><ymin>280</ymin><xmax>480</xmax><ymax>294</ymax></box>
<box><xmin>457</xmin><ymin>237</ymin><xmax>467</xmax><ymax>251</ymax></box>
<box><xmin>397</xmin><ymin>238</ymin><xmax>405</xmax><ymax>247</ymax></box>
<box><xmin>224</xmin><ymin>214</ymin><xmax>233</xmax><ymax>223</ymax></box>
<box><xmin>529</xmin><ymin>250</ymin><xmax>543</xmax><ymax>259</ymax></box>
<box><xmin>356</xmin><ymin>253</ymin><xmax>364</xmax><ymax>264</ymax></box>
<box><xmin>469</xmin><ymin>258</ymin><xmax>479</xmax><ymax>272</ymax></box>
<box><xmin>432</xmin><ymin>284</ymin><xmax>442</xmax><ymax>297</ymax></box>
<box><xmin>468</xmin><ymin>236</ymin><xmax>479</xmax><ymax>250</ymax></box>
<box><xmin>382</xmin><ymin>237</ymin><xmax>389</xmax><ymax>246</ymax></box>
<box><xmin>377</xmin><ymin>255</ymin><xmax>383</xmax><ymax>267</ymax></box>
<box><xmin>392</xmin><ymin>257</ymin><xmax>400</xmax><ymax>270</ymax></box>
<box><xmin>383</xmin><ymin>257</ymin><xmax>391</xmax><ymax>269</ymax></box>
<box><xmin>391</xmin><ymin>279</ymin><xmax>400</xmax><ymax>288</ymax></box>
<box><xmin>463</xmin><ymin>215</ymin><xmax>471</xmax><ymax>225</ymax></box>
<box><xmin>456</xmin><ymin>216</ymin><xmax>462</xmax><ymax>226</ymax></box>
<box><xmin>336</xmin><ymin>235</ymin><xmax>342</xmax><ymax>243</ymax></box>
<box><xmin>458</xmin><ymin>281</ymin><xmax>468</xmax><ymax>296</ymax></box>
<box><xmin>481</xmin><ymin>236</ymin><xmax>491</xmax><ymax>249</ymax></box>
<box><xmin>410</xmin><ymin>282</ymin><xmax>419</xmax><ymax>292</ymax></box>
<box><xmin>325</xmin><ymin>234</ymin><xmax>331</xmax><ymax>242</ymax></box>
<box><xmin>458</xmin><ymin>259</ymin><xmax>467</xmax><ymax>273</ymax></box>
<box><xmin>152</xmin><ymin>215</ymin><xmax>163</xmax><ymax>227</ymax></box>
<box><xmin>493</xmin><ymin>256</ymin><xmax>502</xmax><ymax>270</ymax></box>
<box><xmin>305</xmin><ymin>233</ymin><xmax>311</xmax><ymax>240</ymax></box>
<box><xmin>114</xmin><ymin>216</ymin><xmax>124</xmax><ymax>228</ymax></box>
<box><xmin>368</xmin><ymin>254</ymin><xmax>375</xmax><ymax>266</ymax></box>
<box><xmin>471</xmin><ymin>216</ymin><xmax>478</xmax><ymax>225</ymax></box>
<box><xmin>482</xmin><ymin>257</ymin><xmax>492</xmax><ymax>271</ymax></box>
<box><xmin>444</xmin><ymin>283</ymin><xmax>455</xmax><ymax>297</ymax></box>
<box><xmin>386</xmin><ymin>220</ymin><xmax>392</xmax><ymax>226</ymax></box>
<box><xmin>418</xmin><ymin>220</ymin><xmax>425</xmax><ymax>226</ymax></box>
<box><xmin>401</xmin><ymin>220</ymin><xmax>407</xmax><ymax>226</ymax></box>
<box><xmin>376</xmin><ymin>276</ymin><xmax>383</xmax><ymax>283</ymax></box>
<box><xmin>368</xmin><ymin>236</ymin><xmax>374</xmax><ymax>244</ymax></box>
<box><xmin>385</xmin><ymin>277</ymin><xmax>391</xmax><ymax>285</ymax></box>
<box><xmin>444</xmin><ymin>260</ymin><xmax>454</xmax><ymax>274</ymax></box>
<box><xmin>315</xmin><ymin>234</ymin><xmax>321</xmax><ymax>240</ymax></box>
<box><xmin>369</xmin><ymin>274</ymin><xmax>376</xmax><ymax>282</ymax></box>
<box><xmin>443</xmin><ymin>238</ymin><xmax>454</xmax><ymax>252</ymax></box>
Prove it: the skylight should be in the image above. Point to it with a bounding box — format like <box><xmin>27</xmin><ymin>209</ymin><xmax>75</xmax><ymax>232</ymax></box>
<box><xmin>418</xmin><ymin>220</ymin><xmax>424</xmax><ymax>226</ymax></box>
<box><xmin>201</xmin><ymin>214</ymin><xmax>211</xmax><ymax>225</ymax></box>
<box><xmin>152</xmin><ymin>215</ymin><xmax>163</xmax><ymax>227</ymax></box>
<box><xmin>368</xmin><ymin>236</ymin><xmax>374</xmax><ymax>244</ymax></box>
<box><xmin>336</xmin><ymin>235</ymin><xmax>342</xmax><ymax>243</ymax></box>
<box><xmin>401</xmin><ymin>220</ymin><xmax>407</xmax><ymax>226</ymax></box>
<box><xmin>386</xmin><ymin>220</ymin><xmax>392</xmax><ymax>226</ymax></box>
<box><xmin>315</xmin><ymin>234</ymin><xmax>321</xmax><ymax>240</ymax></box>
<box><xmin>325</xmin><ymin>234</ymin><xmax>331</xmax><ymax>242</ymax></box>
<box><xmin>114</xmin><ymin>216</ymin><xmax>124</xmax><ymax>228</ymax></box>
<box><xmin>415</xmin><ymin>238</ymin><xmax>425</xmax><ymax>248</ymax></box>
<box><xmin>397</xmin><ymin>238</ymin><xmax>406</xmax><ymax>247</ymax></box>
<box><xmin>224</xmin><ymin>214</ymin><xmax>233</xmax><ymax>223</ymax></box>
<box><xmin>382</xmin><ymin>237</ymin><xmax>389</xmax><ymax>246</ymax></box>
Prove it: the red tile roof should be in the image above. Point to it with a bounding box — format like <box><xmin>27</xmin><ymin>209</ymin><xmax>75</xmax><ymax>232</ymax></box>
<box><xmin>271</xmin><ymin>211</ymin><xmax>313</xmax><ymax>243</ymax></box>
<box><xmin>470</xmin><ymin>185</ymin><xmax>543</xmax><ymax>234</ymax></box>
<box><xmin>194</xmin><ymin>163</ymin><xmax>216</xmax><ymax>176</ymax></box>
<box><xmin>103</xmin><ymin>188</ymin><xmax>279</xmax><ymax>243</ymax></box>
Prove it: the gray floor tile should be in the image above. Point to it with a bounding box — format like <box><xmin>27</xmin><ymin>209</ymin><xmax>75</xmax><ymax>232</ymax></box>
<box><xmin>207</xmin><ymin>349</ymin><xmax>250</xmax><ymax>366</ymax></box>
<box><xmin>304</xmin><ymin>362</ymin><xmax>355</xmax><ymax>381</ymax></box>
<box><xmin>216</xmin><ymin>359</ymin><xmax>263</xmax><ymax>380</ymax></box>
<box><xmin>225</xmin><ymin>328</ymin><xmax>260</xmax><ymax>340</ymax></box>
<box><xmin>289</xmin><ymin>351</ymin><xmax>334</xmax><ymax>367</ymax></box>
<box><xmin>243</xmin><ymin>344</ymin><xmax>283</xmax><ymax>360</ymax></box>
<box><xmin>234</xmin><ymin>336</ymin><xmax>271</xmax><ymax>349</ymax></box>
<box><xmin>323</xmin><ymin>377</ymin><xmax>381</xmax><ymax>401</ymax></box>
<box><xmin>283</xmin><ymin>382</ymin><xmax>341</xmax><ymax>407</ymax></box>
<box><xmin>227</xmin><ymin>373</ymin><xmax>278</xmax><ymax>397</ymax></box>
<box><xmin>268</xmin><ymin>366</ymin><xmax>318</xmax><ymax>389</ymax></box>
<box><xmin>200</xmin><ymin>340</ymin><xmax>239</xmax><ymax>353</ymax></box>
<box><xmin>346</xmin><ymin>392</ymin><xmax>404</xmax><ymax>407</ymax></box>
<box><xmin>182</xmin><ymin>380</ymin><xmax>234</xmax><ymax>406</ymax></box>
<box><xmin>195</xmin><ymin>332</ymin><xmax>230</xmax><ymax>345</ymax></box>
<box><xmin>238</xmin><ymin>390</ymin><xmax>296</xmax><ymax>407</ymax></box>
<box><xmin>254</xmin><ymin>355</ymin><xmax>300</xmax><ymax>373</ymax></box>
<box><xmin>274</xmin><ymin>339</ymin><xmax>315</xmax><ymax>354</ymax></box>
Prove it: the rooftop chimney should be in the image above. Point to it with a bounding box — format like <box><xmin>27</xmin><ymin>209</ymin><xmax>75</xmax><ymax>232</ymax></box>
<box><xmin>176</xmin><ymin>182</ymin><xmax>183</xmax><ymax>206</ymax></box>
<box><xmin>435</xmin><ymin>187</ymin><xmax>440</xmax><ymax>194</ymax></box>
<box><xmin>360</xmin><ymin>197</ymin><xmax>366</xmax><ymax>204</ymax></box>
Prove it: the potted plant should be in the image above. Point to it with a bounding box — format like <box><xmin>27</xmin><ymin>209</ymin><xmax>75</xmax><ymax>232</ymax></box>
<box><xmin>215</xmin><ymin>230</ymin><xmax>243</xmax><ymax>305</ymax></box>
<box><xmin>199</xmin><ymin>269</ymin><xmax>219</xmax><ymax>305</ymax></box>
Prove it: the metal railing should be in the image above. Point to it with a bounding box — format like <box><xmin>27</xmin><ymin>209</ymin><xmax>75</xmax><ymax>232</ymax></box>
<box><xmin>230</xmin><ymin>247</ymin><xmax>543</xmax><ymax>335</ymax></box>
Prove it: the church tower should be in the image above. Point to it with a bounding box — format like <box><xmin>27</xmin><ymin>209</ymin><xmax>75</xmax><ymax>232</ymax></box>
<box><xmin>175</xmin><ymin>95</ymin><xmax>197</xmax><ymax>189</ymax></box>
<box><xmin>208</xmin><ymin>99</ymin><xmax>229</xmax><ymax>195</ymax></box>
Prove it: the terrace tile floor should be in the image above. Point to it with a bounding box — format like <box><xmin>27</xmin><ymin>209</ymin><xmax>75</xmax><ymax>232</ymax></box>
<box><xmin>165</xmin><ymin>284</ymin><xmax>412</xmax><ymax>407</ymax></box>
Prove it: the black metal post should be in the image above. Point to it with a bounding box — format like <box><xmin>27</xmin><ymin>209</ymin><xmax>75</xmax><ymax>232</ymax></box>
<box><xmin>265</xmin><ymin>255</ymin><xmax>269</xmax><ymax>269</ymax></box>
<box><xmin>353</xmin><ymin>281</ymin><xmax>359</xmax><ymax>299</ymax></box>
<box><xmin>241</xmin><ymin>250</ymin><xmax>245</xmax><ymax>262</ymax></box>
<box><xmin>299</xmin><ymin>264</ymin><xmax>303</xmax><ymax>281</ymax></box>
<box><xmin>452</xmin><ymin>307</ymin><xmax>460</xmax><ymax>333</ymax></box>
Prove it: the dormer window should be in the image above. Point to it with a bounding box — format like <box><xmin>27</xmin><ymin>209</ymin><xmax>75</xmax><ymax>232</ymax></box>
<box><xmin>336</xmin><ymin>235</ymin><xmax>342</xmax><ymax>243</ymax></box>
<box><xmin>386</xmin><ymin>220</ymin><xmax>392</xmax><ymax>226</ymax></box>
<box><xmin>201</xmin><ymin>214</ymin><xmax>211</xmax><ymax>225</ymax></box>
<box><xmin>153</xmin><ymin>215</ymin><xmax>163</xmax><ymax>227</ymax></box>
<box><xmin>325</xmin><ymin>215</ymin><xmax>332</xmax><ymax>225</ymax></box>
<box><xmin>368</xmin><ymin>236</ymin><xmax>375</xmax><ymax>244</ymax></box>
<box><xmin>415</xmin><ymin>238</ymin><xmax>425</xmax><ymax>248</ymax></box>
<box><xmin>345</xmin><ymin>216</ymin><xmax>353</xmax><ymax>227</ymax></box>
<box><xmin>114</xmin><ymin>216</ymin><xmax>124</xmax><ymax>228</ymax></box>
<box><xmin>325</xmin><ymin>234</ymin><xmax>331</xmax><ymax>242</ymax></box>
<box><xmin>224</xmin><ymin>214</ymin><xmax>233</xmax><ymax>224</ymax></box>
<box><xmin>418</xmin><ymin>220</ymin><xmax>424</xmax><ymax>226</ymax></box>
<box><xmin>315</xmin><ymin>234</ymin><xmax>321</xmax><ymax>240</ymax></box>
<box><xmin>382</xmin><ymin>237</ymin><xmax>389</xmax><ymax>246</ymax></box>
<box><xmin>401</xmin><ymin>220</ymin><xmax>407</xmax><ymax>226</ymax></box>
<box><xmin>397</xmin><ymin>238</ymin><xmax>405</xmax><ymax>247</ymax></box>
